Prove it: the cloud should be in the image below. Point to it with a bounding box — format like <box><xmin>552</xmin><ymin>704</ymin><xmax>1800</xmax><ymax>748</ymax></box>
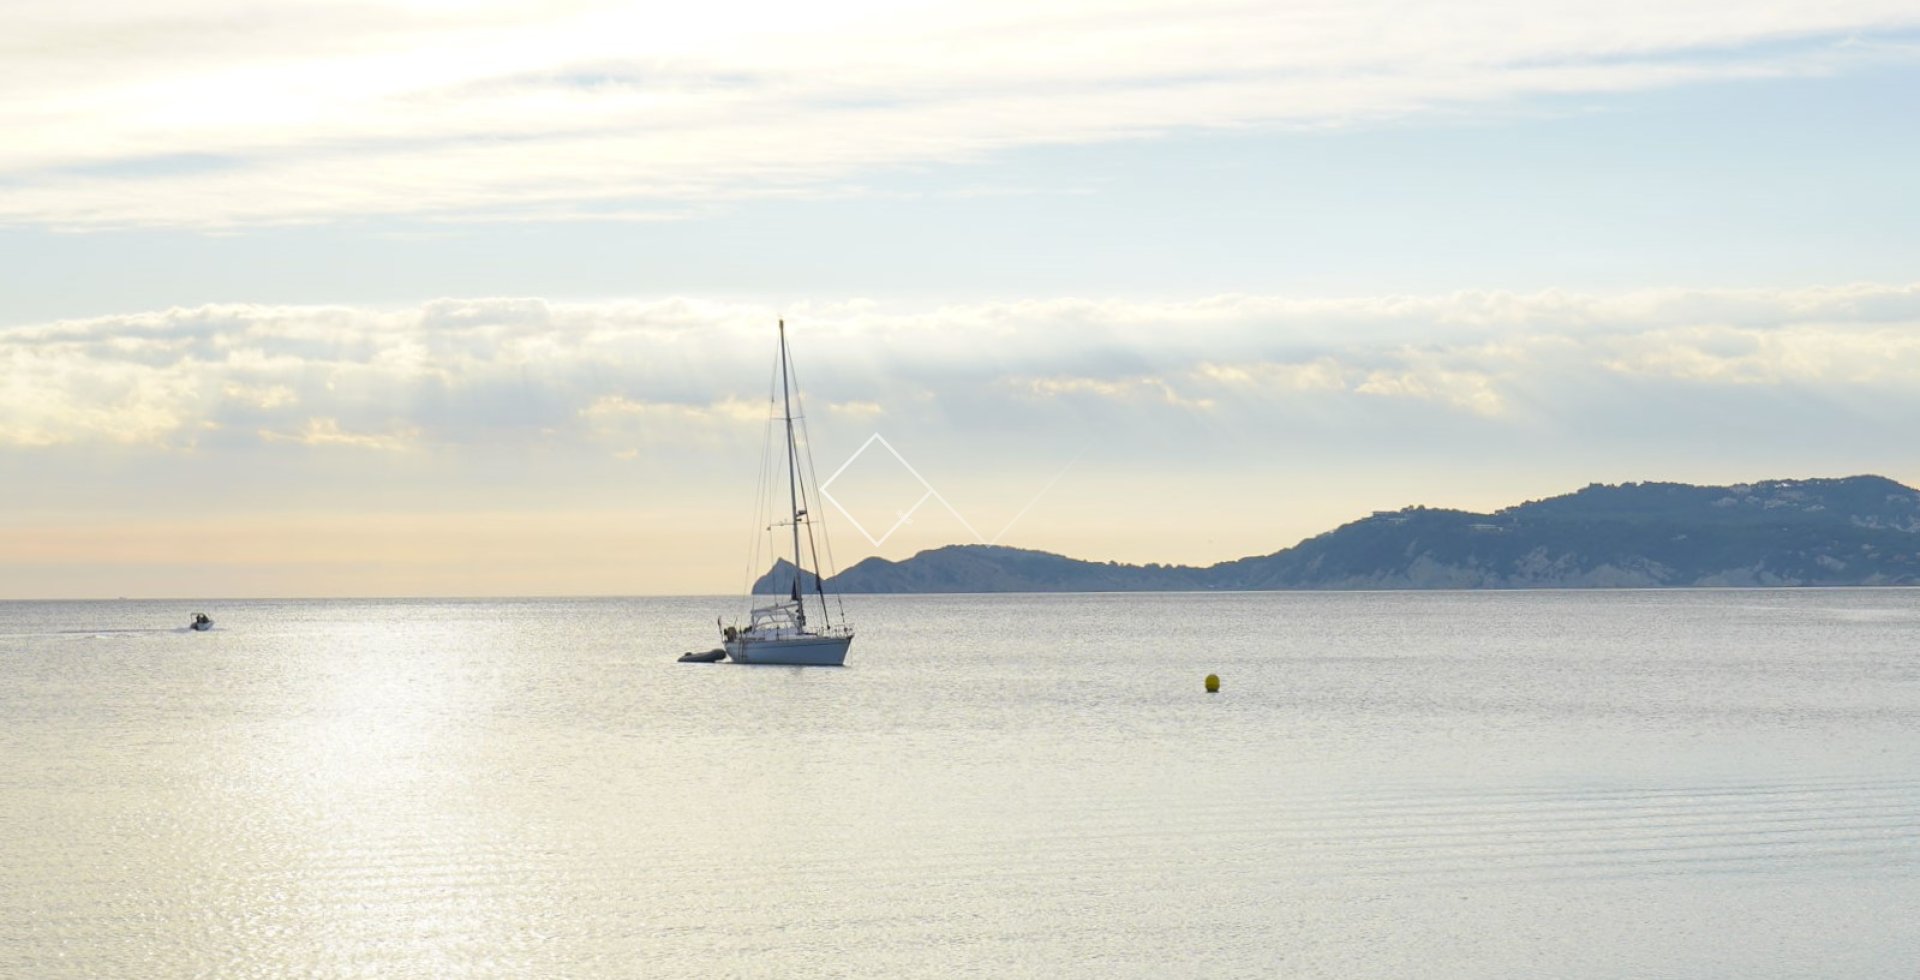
<box><xmin>578</xmin><ymin>393</ymin><xmax>769</xmax><ymax>451</ymax></box>
<box><xmin>258</xmin><ymin>417</ymin><xmax>420</xmax><ymax>451</ymax></box>
<box><xmin>4</xmin><ymin>283</ymin><xmax>1920</xmax><ymax>457</ymax></box>
<box><xmin>826</xmin><ymin>400</ymin><xmax>886</xmax><ymax>418</ymax></box>
<box><xmin>580</xmin><ymin>395</ymin><xmax>764</xmax><ymax>425</ymax></box>
<box><xmin>1014</xmin><ymin>376</ymin><xmax>1216</xmax><ymax>411</ymax></box>
<box><xmin>1598</xmin><ymin>322</ymin><xmax>1920</xmax><ymax>385</ymax></box>
<box><xmin>1193</xmin><ymin>359</ymin><xmax>1351</xmax><ymax>393</ymax></box>
<box><xmin>1354</xmin><ymin>366</ymin><xmax>1507</xmax><ymax>417</ymax></box>
<box><xmin>222</xmin><ymin>381</ymin><xmax>299</xmax><ymax>409</ymax></box>
<box><xmin>3</xmin><ymin>1</ymin><xmax>1917</xmax><ymax>227</ymax></box>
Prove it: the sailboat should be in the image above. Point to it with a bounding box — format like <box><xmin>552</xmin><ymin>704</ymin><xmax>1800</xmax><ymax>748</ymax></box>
<box><xmin>719</xmin><ymin>320</ymin><xmax>855</xmax><ymax>666</ymax></box>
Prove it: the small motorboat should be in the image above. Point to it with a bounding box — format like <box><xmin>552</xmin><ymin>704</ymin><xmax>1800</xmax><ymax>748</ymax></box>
<box><xmin>677</xmin><ymin>648</ymin><xmax>726</xmax><ymax>663</ymax></box>
<box><xmin>189</xmin><ymin>613</ymin><xmax>214</xmax><ymax>631</ymax></box>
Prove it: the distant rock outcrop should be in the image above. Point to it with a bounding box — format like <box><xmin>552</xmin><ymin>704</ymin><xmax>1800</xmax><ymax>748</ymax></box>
<box><xmin>755</xmin><ymin>475</ymin><xmax>1920</xmax><ymax>592</ymax></box>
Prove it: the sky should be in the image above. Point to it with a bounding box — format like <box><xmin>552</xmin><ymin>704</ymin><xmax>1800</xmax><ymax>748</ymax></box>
<box><xmin>2</xmin><ymin>0</ymin><xmax>1919</xmax><ymax>598</ymax></box>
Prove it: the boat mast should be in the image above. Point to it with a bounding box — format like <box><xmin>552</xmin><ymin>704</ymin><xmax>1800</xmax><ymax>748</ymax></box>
<box><xmin>779</xmin><ymin>320</ymin><xmax>806</xmax><ymax>626</ymax></box>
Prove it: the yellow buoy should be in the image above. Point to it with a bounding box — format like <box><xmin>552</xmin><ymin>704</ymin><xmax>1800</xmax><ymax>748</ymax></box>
<box><xmin>1205</xmin><ymin>673</ymin><xmax>1220</xmax><ymax>693</ymax></box>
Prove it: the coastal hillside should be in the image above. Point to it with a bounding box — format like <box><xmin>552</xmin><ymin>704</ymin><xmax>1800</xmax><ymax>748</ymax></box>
<box><xmin>753</xmin><ymin>475</ymin><xmax>1920</xmax><ymax>592</ymax></box>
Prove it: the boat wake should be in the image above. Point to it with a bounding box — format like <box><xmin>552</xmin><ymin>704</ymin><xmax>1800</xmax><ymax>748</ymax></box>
<box><xmin>0</xmin><ymin>626</ymin><xmax>215</xmax><ymax>640</ymax></box>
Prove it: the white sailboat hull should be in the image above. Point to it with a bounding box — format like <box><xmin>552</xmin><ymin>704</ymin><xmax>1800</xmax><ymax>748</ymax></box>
<box><xmin>724</xmin><ymin>633</ymin><xmax>852</xmax><ymax>666</ymax></box>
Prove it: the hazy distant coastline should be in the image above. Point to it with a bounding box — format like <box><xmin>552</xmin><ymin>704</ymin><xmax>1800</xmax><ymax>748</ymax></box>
<box><xmin>757</xmin><ymin>475</ymin><xmax>1920</xmax><ymax>594</ymax></box>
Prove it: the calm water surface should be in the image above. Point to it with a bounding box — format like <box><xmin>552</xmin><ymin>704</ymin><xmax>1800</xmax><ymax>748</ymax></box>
<box><xmin>3</xmin><ymin>590</ymin><xmax>1917</xmax><ymax>977</ymax></box>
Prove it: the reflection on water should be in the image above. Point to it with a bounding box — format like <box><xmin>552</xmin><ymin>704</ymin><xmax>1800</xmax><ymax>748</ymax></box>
<box><xmin>2</xmin><ymin>590</ymin><xmax>1918</xmax><ymax>976</ymax></box>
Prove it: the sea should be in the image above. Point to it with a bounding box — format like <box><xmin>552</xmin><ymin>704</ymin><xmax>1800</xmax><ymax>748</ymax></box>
<box><xmin>2</xmin><ymin>589</ymin><xmax>1917</xmax><ymax>977</ymax></box>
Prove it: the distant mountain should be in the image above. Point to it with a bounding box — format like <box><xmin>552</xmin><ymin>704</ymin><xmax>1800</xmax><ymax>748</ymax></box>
<box><xmin>831</xmin><ymin>546</ymin><xmax>1211</xmax><ymax>593</ymax></box>
<box><xmin>1211</xmin><ymin>475</ymin><xmax>1920</xmax><ymax>589</ymax></box>
<box><xmin>751</xmin><ymin>558</ymin><xmax>823</xmax><ymax>596</ymax></box>
<box><xmin>751</xmin><ymin>476</ymin><xmax>1920</xmax><ymax>593</ymax></box>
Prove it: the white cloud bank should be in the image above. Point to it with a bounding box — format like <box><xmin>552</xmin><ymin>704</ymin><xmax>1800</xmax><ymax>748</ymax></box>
<box><xmin>3</xmin><ymin>0</ymin><xmax>1917</xmax><ymax>227</ymax></box>
<box><xmin>4</xmin><ymin>283</ymin><xmax>1919</xmax><ymax>454</ymax></box>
